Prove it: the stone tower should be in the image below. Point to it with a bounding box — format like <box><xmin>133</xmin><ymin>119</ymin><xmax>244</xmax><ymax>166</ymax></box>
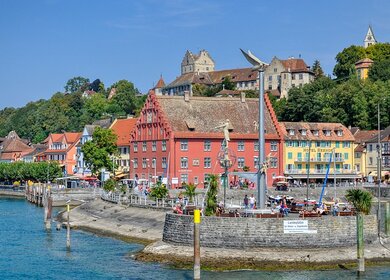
<box><xmin>364</xmin><ymin>25</ymin><xmax>377</xmax><ymax>48</ymax></box>
<box><xmin>181</xmin><ymin>50</ymin><xmax>215</xmax><ymax>75</ymax></box>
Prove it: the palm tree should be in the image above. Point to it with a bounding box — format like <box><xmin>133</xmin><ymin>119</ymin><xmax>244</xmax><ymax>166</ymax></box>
<box><xmin>184</xmin><ymin>183</ymin><xmax>197</xmax><ymax>204</ymax></box>
<box><xmin>205</xmin><ymin>174</ymin><xmax>219</xmax><ymax>216</ymax></box>
<box><xmin>345</xmin><ymin>189</ymin><xmax>373</xmax><ymax>215</ymax></box>
<box><xmin>345</xmin><ymin>188</ymin><xmax>373</xmax><ymax>274</ymax></box>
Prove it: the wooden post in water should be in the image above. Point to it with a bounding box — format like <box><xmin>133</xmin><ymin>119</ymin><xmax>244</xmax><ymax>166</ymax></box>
<box><xmin>357</xmin><ymin>213</ymin><xmax>365</xmax><ymax>275</ymax></box>
<box><xmin>385</xmin><ymin>202</ymin><xmax>390</xmax><ymax>236</ymax></box>
<box><xmin>193</xmin><ymin>209</ymin><xmax>201</xmax><ymax>280</ymax></box>
<box><xmin>45</xmin><ymin>186</ymin><xmax>52</xmax><ymax>230</ymax></box>
<box><xmin>66</xmin><ymin>204</ymin><xmax>71</xmax><ymax>249</ymax></box>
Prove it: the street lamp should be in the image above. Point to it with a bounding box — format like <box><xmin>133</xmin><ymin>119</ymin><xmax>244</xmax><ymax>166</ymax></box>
<box><xmin>146</xmin><ymin>159</ymin><xmax>150</xmax><ymax>187</ymax></box>
<box><xmin>240</xmin><ymin>48</ymin><xmax>269</xmax><ymax>209</ymax></box>
<box><xmin>131</xmin><ymin>159</ymin><xmax>136</xmax><ymax>187</ymax></box>
<box><xmin>377</xmin><ymin>102</ymin><xmax>382</xmax><ymax>236</ymax></box>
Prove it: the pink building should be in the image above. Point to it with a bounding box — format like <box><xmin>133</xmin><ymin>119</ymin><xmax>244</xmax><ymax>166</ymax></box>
<box><xmin>130</xmin><ymin>91</ymin><xmax>283</xmax><ymax>188</ymax></box>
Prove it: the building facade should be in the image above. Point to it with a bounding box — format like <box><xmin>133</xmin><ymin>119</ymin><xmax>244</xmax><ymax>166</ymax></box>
<box><xmin>43</xmin><ymin>132</ymin><xmax>81</xmax><ymax>176</ymax></box>
<box><xmin>130</xmin><ymin>91</ymin><xmax>283</xmax><ymax>188</ymax></box>
<box><xmin>264</xmin><ymin>57</ymin><xmax>315</xmax><ymax>99</ymax></box>
<box><xmin>181</xmin><ymin>50</ymin><xmax>215</xmax><ymax>75</ymax></box>
<box><xmin>365</xmin><ymin>125</ymin><xmax>390</xmax><ymax>181</ymax></box>
<box><xmin>280</xmin><ymin>122</ymin><xmax>358</xmax><ymax>183</ymax></box>
<box><xmin>110</xmin><ymin>117</ymin><xmax>137</xmax><ymax>178</ymax></box>
<box><xmin>355</xmin><ymin>58</ymin><xmax>374</xmax><ymax>80</ymax></box>
<box><xmin>350</xmin><ymin>128</ymin><xmax>378</xmax><ymax>177</ymax></box>
<box><xmin>364</xmin><ymin>25</ymin><xmax>377</xmax><ymax>48</ymax></box>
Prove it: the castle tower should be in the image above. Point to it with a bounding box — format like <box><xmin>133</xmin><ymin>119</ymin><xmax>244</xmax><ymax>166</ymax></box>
<box><xmin>181</xmin><ymin>50</ymin><xmax>215</xmax><ymax>75</ymax></box>
<box><xmin>364</xmin><ymin>25</ymin><xmax>377</xmax><ymax>48</ymax></box>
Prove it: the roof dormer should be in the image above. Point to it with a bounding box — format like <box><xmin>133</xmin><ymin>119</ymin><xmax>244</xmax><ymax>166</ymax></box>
<box><xmin>312</xmin><ymin>130</ymin><xmax>319</xmax><ymax>136</ymax></box>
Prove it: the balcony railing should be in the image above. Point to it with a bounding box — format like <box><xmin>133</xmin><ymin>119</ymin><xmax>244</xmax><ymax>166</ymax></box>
<box><xmin>285</xmin><ymin>169</ymin><xmax>357</xmax><ymax>175</ymax></box>
<box><xmin>294</xmin><ymin>157</ymin><xmax>344</xmax><ymax>163</ymax></box>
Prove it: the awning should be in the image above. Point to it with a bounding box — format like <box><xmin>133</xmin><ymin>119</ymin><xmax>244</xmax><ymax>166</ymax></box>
<box><xmin>368</xmin><ymin>171</ymin><xmax>388</xmax><ymax>177</ymax></box>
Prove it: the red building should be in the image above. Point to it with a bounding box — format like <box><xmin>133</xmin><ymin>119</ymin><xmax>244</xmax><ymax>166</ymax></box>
<box><xmin>130</xmin><ymin>91</ymin><xmax>283</xmax><ymax>188</ymax></box>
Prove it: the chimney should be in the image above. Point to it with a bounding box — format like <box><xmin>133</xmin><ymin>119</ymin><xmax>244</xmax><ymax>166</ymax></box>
<box><xmin>184</xmin><ymin>91</ymin><xmax>190</xmax><ymax>102</ymax></box>
<box><xmin>240</xmin><ymin>92</ymin><xmax>246</xmax><ymax>103</ymax></box>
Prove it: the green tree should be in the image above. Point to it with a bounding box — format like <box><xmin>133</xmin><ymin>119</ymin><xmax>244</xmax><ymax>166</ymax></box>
<box><xmin>333</xmin><ymin>45</ymin><xmax>366</xmax><ymax>79</ymax></box>
<box><xmin>64</xmin><ymin>76</ymin><xmax>90</xmax><ymax>93</ymax></box>
<box><xmin>345</xmin><ymin>188</ymin><xmax>373</xmax><ymax>215</ymax></box>
<box><xmin>311</xmin><ymin>59</ymin><xmax>324</xmax><ymax>79</ymax></box>
<box><xmin>192</xmin><ymin>83</ymin><xmax>208</xmax><ymax>96</ymax></box>
<box><xmin>150</xmin><ymin>181</ymin><xmax>169</xmax><ymax>200</ymax></box>
<box><xmin>368</xmin><ymin>59</ymin><xmax>390</xmax><ymax>82</ymax></box>
<box><xmin>184</xmin><ymin>183</ymin><xmax>197</xmax><ymax>203</ymax></box>
<box><xmin>108</xmin><ymin>80</ymin><xmax>140</xmax><ymax>116</ymax></box>
<box><xmin>221</xmin><ymin>76</ymin><xmax>235</xmax><ymax>90</ymax></box>
<box><xmin>81</xmin><ymin>127</ymin><xmax>118</xmax><ymax>175</ymax></box>
<box><xmin>205</xmin><ymin>174</ymin><xmax>219</xmax><ymax>216</ymax></box>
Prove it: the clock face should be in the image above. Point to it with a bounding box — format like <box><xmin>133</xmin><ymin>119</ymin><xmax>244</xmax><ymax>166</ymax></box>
<box><xmin>367</xmin><ymin>35</ymin><xmax>372</xmax><ymax>40</ymax></box>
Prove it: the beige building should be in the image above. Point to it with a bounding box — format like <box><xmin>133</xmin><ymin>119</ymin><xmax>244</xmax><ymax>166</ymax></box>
<box><xmin>181</xmin><ymin>50</ymin><xmax>215</xmax><ymax>75</ymax></box>
<box><xmin>264</xmin><ymin>57</ymin><xmax>315</xmax><ymax>99</ymax></box>
<box><xmin>350</xmin><ymin>128</ymin><xmax>378</xmax><ymax>177</ymax></box>
<box><xmin>365</xmin><ymin>126</ymin><xmax>390</xmax><ymax>181</ymax></box>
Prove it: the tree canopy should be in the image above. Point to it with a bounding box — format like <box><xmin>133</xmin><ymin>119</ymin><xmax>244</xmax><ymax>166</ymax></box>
<box><xmin>81</xmin><ymin>127</ymin><xmax>118</xmax><ymax>175</ymax></box>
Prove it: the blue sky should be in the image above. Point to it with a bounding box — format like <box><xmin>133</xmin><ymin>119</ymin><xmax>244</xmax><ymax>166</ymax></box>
<box><xmin>1</xmin><ymin>0</ymin><xmax>389</xmax><ymax>109</ymax></box>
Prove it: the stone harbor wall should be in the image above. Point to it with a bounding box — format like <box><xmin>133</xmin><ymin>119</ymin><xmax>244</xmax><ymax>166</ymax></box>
<box><xmin>162</xmin><ymin>213</ymin><xmax>378</xmax><ymax>248</ymax></box>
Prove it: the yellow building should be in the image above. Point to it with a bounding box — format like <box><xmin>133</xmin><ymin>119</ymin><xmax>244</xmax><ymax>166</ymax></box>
<box><xmin>280</xmin><ymin>122</ymin><xmax>359</xmax><ymax>183</ymax></box>
<box><xmin>355</xmin><ymin>58</ymin><xmax>373</xmax><ymax>80</ymax></box>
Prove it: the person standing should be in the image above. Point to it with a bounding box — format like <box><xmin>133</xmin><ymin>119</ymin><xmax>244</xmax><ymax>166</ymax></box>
<box><xmin>249</xmin><ymin>194</ymin><xmax>256</xmax><ymax>209</ymax></box>
<box><xmin>244</xmin><ymin>194</ymin><xmax>249</xmax><ymax>209</ymax></box>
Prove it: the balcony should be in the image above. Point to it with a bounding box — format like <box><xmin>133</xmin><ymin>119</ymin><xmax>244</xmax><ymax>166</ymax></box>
<box><xmin>285</xmin><ymin>169</ymin><xmax>357</xmax><ymax>175</ymax></box>
<box><xmin>294</xmin><ymin>157</ymin><xmax>344</xmax><ymax>163</ymax></box>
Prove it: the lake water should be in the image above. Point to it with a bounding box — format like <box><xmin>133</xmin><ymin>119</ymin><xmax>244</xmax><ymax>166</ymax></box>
<box><xmin>0</xmin><ymin>197</ymin><xmax>389</xmax><ymax>280</ymax></box>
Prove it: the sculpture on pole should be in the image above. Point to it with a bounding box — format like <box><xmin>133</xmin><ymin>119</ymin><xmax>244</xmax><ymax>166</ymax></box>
<box><xmin>214</xmin><ymin>119</ymin><xmax>231</xmax><ymax>147</ymax></box>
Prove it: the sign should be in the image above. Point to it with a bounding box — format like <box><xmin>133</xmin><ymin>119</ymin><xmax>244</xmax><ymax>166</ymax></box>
<box><xmin>283</xmin><ymin>220</ymin><xmax>317</xmax><ymax>234</ymax></box>
<box><xmin>162</xmin><ymin>178</ymin><xmax>168</xmax><ymax>184</ymax></box>
<box><xmin>172</xmin><ymin>177</ymin><xmax>178</xmax><ymax>184</ymax></box>
<box><xmin>192</xmin><ymin>159</ymin><xmax>199</xmax><ymax>166</ymax></box>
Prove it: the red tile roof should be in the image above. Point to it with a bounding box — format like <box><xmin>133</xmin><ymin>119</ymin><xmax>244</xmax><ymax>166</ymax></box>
<box><xmin>281</xmin><ymin>58</ymin><xmax>309</xmax><ymax>72</ymax></box>
<box><xmin>280</xmin><ymin>122</ymin><xmax>354</xmax><ymax>141</ymax></box>
<box><xmin>353</xmin><ymin>130</ymin><xmax>379</xmax><ymax>143</ymax></box>
<box><xmin>155</xmin><ymin>76</ymin><xmax>166</xmax><ymax>88</ymax></box>
<box><xmin>110</xmin><ymin>118</ymin><xmax>137</xmax><ymax>146</ymax></box>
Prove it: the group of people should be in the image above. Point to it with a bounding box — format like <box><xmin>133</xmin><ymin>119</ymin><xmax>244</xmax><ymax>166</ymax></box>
<box><xmin>243</xmin><ymin>194</ymin><xmax>257</xmax><ymax>209</ymax></box>
<box><xmin>230</xmin><ymin>179</ymin><xmax>256</xmax><ymax>190</ymax></box>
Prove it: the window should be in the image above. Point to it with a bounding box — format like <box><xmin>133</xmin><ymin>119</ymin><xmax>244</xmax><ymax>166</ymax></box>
<box><xmin>270</xmin><ymin>141</ymin><xmax>277</xmax><ymax>151</ymax></box>
<box><xmin>343</xmin><ymin>164</ymin><xmax>351</xmax><ymax>170</ymax></box>
<box><xmin>180</xmin><ymin>174</ymin><xmax>188</xmax><ymax>184</ymax></box>
<box><xmin>343</xmin><ymin>142</ymin><xmax>351</xmax><ymax>148</ymax></box>
<box><xmin>254</xmin><ymin>157</ymin><xmax>259</xmax><ymax>169</ymax></box>
<box><xmin>369</xmin><ymin>157</ymin><xmax>373</xmax><ymax>165</ymax></box>
<box><xmin>268</xmin><ymin>84</ymin><xmax>272</xmax><ymax>90</ymax></box>
<box><xmin>162</xmin><ymin>140</ymin><xmax>167</xmax><ymax>151</ymax></box>
<box><xmin>254</xmin><ymin>141</ymin><xmax>259</xmax><ymax>151</ymax></box>
<box><xmin>152</xmin><ymin>141</ymin><xmax>156</xmax><ymax>152</ymax></box>
<box><xmin>325</xmin><ymin>141</ymin><xmax>331</xmax><ymax>148</ymax></box>
<box><xmin>204</xmin><ymin>140</ymin><xmax>211</xmax><ymax>151</ymax></box>
<box><xmin>344</xmin><ymin>153</ymin><xmax>349</xmax><ymax>160</ymax></box>
<box><xmin>181</xmin><ymin>157</ymin><xmax>188</xmax><ymax>168</ymax></box>
<box><xmin>270</xmin><ymin>157</ymin><xmax>278</xmax><ymax>168</ymax></box>
<box><xmin>324</xmin><ymin>130</ymin><xmax>331</xmax><ymax>136</ymax></box>
<box><xmin>312</xmin><ymin>130</ymin><xmax>319</xmax><ymax>136</ymax></box>
<box><xmin>301</xmin><ymin>129</ymin><xmax>307</xmax><ymax>136</ymax></box>
<box><xmin>292</xmin><ymin>74</ymin><xmax>296</xmax><ymax>80</ymax></box>
<box><xmin>297</xmin><ymin>152</ymin><xmax>302</xmax><ymax>161</ymax></box>
<box><xmin>274</xmin><ymin>68</ymin><xmax>277</xmax><ymax>73</ymax></box>
<box><xmin>238</xmin><ymin>141</ymin><xmax>245</xmax><ymax>151</ymax></box>
<box><xmin>180</xmin><ymin>140</ymin><xmax>188</xmax><ymax>151</ymax></box>
<box><xmin>237</xmin><ymin>157</ymin><xmax>245</xmax><ymax>168</ymax></box>
<box><xmin>288</xmin><ymin>152</ymin><xmax>293</xmax><ymax>160</ymax></box>
<box><xmin>286</xmin><ymin>141</ymin><xmax>293</xmax><ymax>147</ymax></box>
<box><xmin>194</xmin><ymin>176</ymin><xmax>198</xmax><ymax>185</ymax></box>
<box><xmin>204</xmin><ymin>157</ymin><xmax>211</xmax><ymax>168</ymax></box>
<box><xmin>152</xmin><ymin>158</ymin><xmax>156</xmax><ymax>168</ymax></box>
<box><xmin>297</xmin><ymin>164</ymin><xmax>302</xmax><ymax>170</ymax></box>
<box><xmin>142</xmin><ymin>141</ymin><xmax>147</xmax><ymax>152</ymax></box>
<box><xmin>162</xmin><ymin>157</ymin><xmax>167</xmax><ymax>169</ymax></box>
<box><xmin>268</xmin><ymin>75</ymin><xmax>273</xmax><ymax>81</ymax></box>
<box><xmin>355</xmin><ymin>152</ymin><xmax>361</xmax><ymax>158</ymax></box>
<box><xmin>316</xmin><ymin>141</ymin><xmax>321</xmax><ymax>147</ymax></box>
<box><xmin>337</xmin><ymin>130</ymin><xmax>343</xmax><ymax>136</ymax></box>
<box><xmin>289</xmin><ymin>129</ymin><xmax>295</xmax><ymax>136</ymax></box>
<box><xmin>335</xmin><ymin>141</ymin><xmax>340</xmax><ymax>148</ymax></box>
<box><xmin>142</xmin><ymin>158</ymin><xmax>147</xmax><ymax>168</ymax></box>
<box><xmin>283</xmin><ymin>73</ymin><xmax>287</xmax><ymax>79</ymax></box>
<box><xmin>299</xmin><ymin>73</ymin><xmax>303</xmax><ymax>80</ymax></box>
<box><xmin>368</xmin><ymin>144</ymin><xmax>373</xmax><ymax>152</ymax></box>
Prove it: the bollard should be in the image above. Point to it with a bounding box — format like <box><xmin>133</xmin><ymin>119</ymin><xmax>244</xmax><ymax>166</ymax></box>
<box><xmin>386</xmin><ymin>203</ymin><xmax>390</xmax><ymax>236</ymax></box>
<box><xmin>194</xmin><ymin>209</ymin><xmax>201</xmax><ymax>280</ymax></box>
<box><xmin>357</xmin><ymin>213</ymin><xmax>365</xmax><ymax>275</ymax></box>
<box><xmin>66</xmin><ymin>204</ymin><xmax>71</xmax><ymax>249</ymax></box>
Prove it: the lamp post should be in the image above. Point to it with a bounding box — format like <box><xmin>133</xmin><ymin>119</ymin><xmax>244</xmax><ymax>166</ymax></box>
<box><xmin>377</xmin><ymin>102</ymin><xmax>382</xmax><ymax>236</ymax></box>
<box><xmin>153</xmin><ymin>158</ymin><xmax>157</xmax><ymax>185</ymax></box>
<box><xmin>146</xmin><ymin>159</ymin><xmax>150</xmax><ymax>187</ymax></box>
<box><xmin>240</xmin><ymin>49</ymin><xmax>269</xmax><ymax>209</ymax></box>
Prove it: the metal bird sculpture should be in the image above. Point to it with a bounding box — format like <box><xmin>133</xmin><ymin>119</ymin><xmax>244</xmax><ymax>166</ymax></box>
<box><xmin>240</xmin><ymin>48</ymin><xmax>269</xmax><ymax>68</ymax></box>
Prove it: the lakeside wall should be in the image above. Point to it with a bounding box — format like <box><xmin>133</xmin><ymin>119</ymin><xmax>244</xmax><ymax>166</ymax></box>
<box><xmin>163</xmin><ymin>213</ymin><xmax>378</xmax><ymax>248</ymax></box>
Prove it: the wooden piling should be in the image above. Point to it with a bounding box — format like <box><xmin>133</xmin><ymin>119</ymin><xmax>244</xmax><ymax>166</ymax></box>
<box><xmin>66</xmin><ymin>204</ymin><xmax>71</xmax><ymax>249</ymax></box>
<box><xmin>357</xmin><ymin>213</ymin><xmax>365</xmax><ymax>275</ymax></box>
<box><xmin>193</xmin><ymin>209</ymin><xmax>201</xmax><ymax>280</ymax></box>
